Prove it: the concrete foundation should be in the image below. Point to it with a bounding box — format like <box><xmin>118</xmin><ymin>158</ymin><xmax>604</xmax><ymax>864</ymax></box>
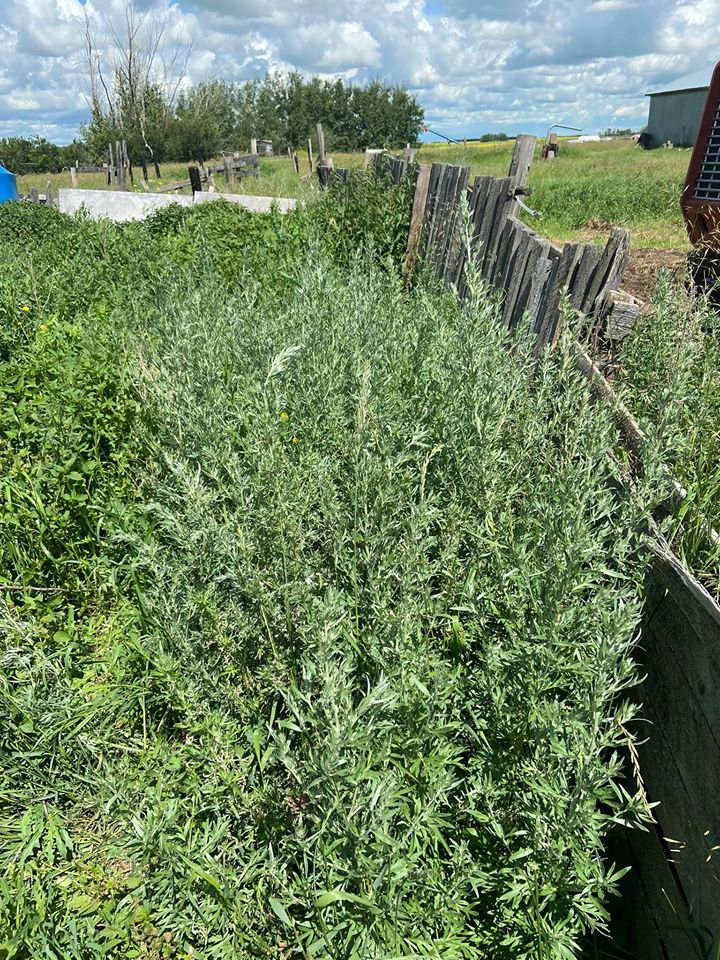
<box><xmin>58</xmin><ymin>188</ymin><xmax>297</xmax><ymax>222</ymax></box>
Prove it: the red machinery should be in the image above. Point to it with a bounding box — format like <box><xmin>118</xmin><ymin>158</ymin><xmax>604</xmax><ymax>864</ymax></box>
<box><xmin>681</xmin><ymin>61</ymin><xmax>720</xmax><ymax>245</ymax></box>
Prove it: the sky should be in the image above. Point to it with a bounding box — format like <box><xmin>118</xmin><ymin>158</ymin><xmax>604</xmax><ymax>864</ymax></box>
<box><xmin>0</xmin><ymin>0</ymin><xmax>718</xmax><ymax>144</ymax></box>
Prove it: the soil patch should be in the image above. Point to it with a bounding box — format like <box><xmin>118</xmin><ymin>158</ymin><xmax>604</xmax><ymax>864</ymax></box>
<box><xmin>622</xmin><ymin>248</ymin><xmax>687</xmax><ymax>303</ymax></box>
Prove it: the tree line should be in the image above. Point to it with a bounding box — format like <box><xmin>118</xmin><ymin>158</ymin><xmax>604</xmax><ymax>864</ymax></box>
<box><xmin>85</xmin><ymin>73</ymin><xmax>425</xmax><ymax>164</ymax></box>
<box><xmin>1</xmin><ymin>73</ymin><xmax>424</xmax><ymax>175</ymax></box>
<box><xmin>0</xmin><ymin>74</ymin><xmax>424</xmax><ymax>176</ymax></box>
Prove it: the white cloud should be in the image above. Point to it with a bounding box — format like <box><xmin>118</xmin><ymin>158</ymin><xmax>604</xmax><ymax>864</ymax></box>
<box><xmin>0</xmin><ymin>0</ymin><xmax>717</xmax><ymax>143</ymax></box>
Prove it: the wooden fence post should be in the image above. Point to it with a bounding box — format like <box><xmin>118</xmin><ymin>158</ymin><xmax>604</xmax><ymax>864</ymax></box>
<box><xmin>250</xmin><ymin>137</ymin><xmax>257</xmax><ymax>155</ymax></box>
<box><xmin>116</xmin><ymin>140</ymin><xmax>125</xmax><ymax>189</ymax></box>
<box><xmin>189</xmin><ymin>166</ymin><xmax>203</xmax><ymax>194</ymax></box>
<box><xmin>70</xmin><ymin>164</ymin><xmax>78</xmax><ymax>188</ymax></box>
<box><xmin>316</xmin><ymin>123</ymin><xmax>326</xmax><ymax>163</ymax></box>
<box><xmin>292</xmin><ymin>151</ymin><xmax>299</xmax><ymax>175</ymax></box>
<box><xmin>307</xmin><ymin>138</ymin><xmax>314</xmax><ymax>174</ymax></box>
<box><xmin>508</xmin><ymin>134</ymin><xmax>537</xmax><ymax>191</ymax></box>
<box><xmin>317</xmin><ymin>156</ymin><xmax>334</xmax><ymax>189</ymax></box>
<box><xmin>124</xmin><ymin>141</ymin><xmax>134</xmax><ymax>187</ymax></box>
<box><xmin>154</xmin><ymin>159</ymin><xmax>161</xmax><ymax>179</ymax></box>
<box><xmin>223</xmin><ymin>156</ymin><xmax>234</xmax><ymax>186</ymax></box>
<box><xmin>403</xmin><ymin>163</ymin><xmax>432</xmax><ymax>276</ymax></box>
<box><xmin>45</xmin><ymin>181</ymin><xmax>54</xmax><ymax>208</ymax></box>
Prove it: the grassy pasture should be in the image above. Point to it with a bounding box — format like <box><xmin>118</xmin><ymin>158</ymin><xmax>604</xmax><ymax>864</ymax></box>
<box><xmin>17</xmin><ymin>138</ymin><xmax>691</xmax><ymax>250</ymax></box>
<box><xmin>0</xmin><ymin>190</ymin><xmax>663</xmax><ymax>958</ymax></box>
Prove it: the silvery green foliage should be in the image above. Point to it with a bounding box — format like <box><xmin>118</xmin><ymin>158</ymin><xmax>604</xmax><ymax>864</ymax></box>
<box><xmin>119</xmin><ymin>250</ymin><xmax>652</xmax><ymax>958</ymax></box>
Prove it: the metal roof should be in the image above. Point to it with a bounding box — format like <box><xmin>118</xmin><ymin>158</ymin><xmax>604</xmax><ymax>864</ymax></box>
<box><xmin>646</xmin><ymin>66</ymin><xmax>713</xmax><ymax>97</ymax></box>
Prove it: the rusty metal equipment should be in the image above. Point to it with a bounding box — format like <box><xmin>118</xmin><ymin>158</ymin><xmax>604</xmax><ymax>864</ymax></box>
<box><xmin>681</xmin><ymin>61</ymin><xmax>720</xmax><ymax>245</ymax></box>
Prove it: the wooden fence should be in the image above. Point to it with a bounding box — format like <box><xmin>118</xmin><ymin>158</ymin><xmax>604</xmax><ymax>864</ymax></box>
<box><xmin>405</xmin><ymin>150</ymin><xmax>642</xmax><ymax>348</ymax></box>
<box><xmin>157</xmin><ymin>154</ymin><xmax>259</xmax><ymax>194</ymax></box>
<box><xmin>404</xmin><ymin>141</ymin><xmax>720</xmax><ymax>959</ymax></box>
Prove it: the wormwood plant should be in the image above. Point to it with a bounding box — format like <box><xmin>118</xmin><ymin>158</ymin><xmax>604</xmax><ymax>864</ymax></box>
<box><xmin>0</xmin><ymin>198</ymin><xmax>659</xmax><ymax>958</ymax></box>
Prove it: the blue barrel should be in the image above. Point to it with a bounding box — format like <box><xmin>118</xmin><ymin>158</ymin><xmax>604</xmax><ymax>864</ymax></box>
<box><xmin>0</xmin><ymin>164</ymin><xmax>19</xmax><ymax>203</ymax></box>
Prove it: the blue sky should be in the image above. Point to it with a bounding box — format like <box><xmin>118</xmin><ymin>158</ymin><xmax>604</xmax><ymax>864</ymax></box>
<box><xmin>0</xmin><ymin>0</ymin><xmax>717</xmax><ymax>144</ymax></box>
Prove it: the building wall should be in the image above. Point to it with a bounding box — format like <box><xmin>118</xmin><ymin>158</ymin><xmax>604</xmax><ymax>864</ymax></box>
<box><xmin>646</xmin><ymin>88</ymin><xmax>708</xmax><ymax>147</ymax></box>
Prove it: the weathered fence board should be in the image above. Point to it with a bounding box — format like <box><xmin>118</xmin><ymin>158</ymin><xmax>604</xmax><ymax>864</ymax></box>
<box><xmin>508</xmin><ymin>134</ymin><xmax>536</xmax><ymax>191</ymax></box>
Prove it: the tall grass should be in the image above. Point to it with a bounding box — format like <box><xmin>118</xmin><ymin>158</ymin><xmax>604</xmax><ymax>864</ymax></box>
<box><xmin>615</xmin><ymin>272</ymin><xmax>720</xmax><ymax>592</ymax></box>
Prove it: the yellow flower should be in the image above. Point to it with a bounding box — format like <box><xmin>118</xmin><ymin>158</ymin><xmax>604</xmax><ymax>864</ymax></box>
<box><xmin>291</xmin><ymin>436</ymin><xmax>299</xmax><ymax>445</ymax></box>
<box><xmin>21</xmin><ymin>305</ymin><xmax>30</xmax><ymax>313</ymax></box>
<box><xmin>279</xmin><ymin>411</ymin><xmax>289</xmax><ymax>422</ymax></box>
<box><xmin>40</xmin><ymin>323</ymin><xmax>48</xmax><ymax>333</ymax></box>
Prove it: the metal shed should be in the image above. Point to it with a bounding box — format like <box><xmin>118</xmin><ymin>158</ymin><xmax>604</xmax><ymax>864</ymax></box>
<box><xmin>645</xmin><ymin>66</ymin><xmax>712</xmax><ymax>148</ymax></box>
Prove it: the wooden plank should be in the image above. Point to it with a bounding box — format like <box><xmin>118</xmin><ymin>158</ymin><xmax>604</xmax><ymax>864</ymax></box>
<box><xmin>568</xmin><ymin>243</ymin><xmax>603</xmax><ymax>310</ymax></box>
<box><xmin>424</xmin><ymin>163</ymin><xmax>447</xmax><ymax>265</ymax></box>
<box><xmin>155</xmin><ymin>178</ymin><xmax>191</xmax><ymax>193</ymax></box>
<box><xmin>533</xmin><ymin>242</ymin><xmax>583</xmax><ymax>351</ymax></box>
<box><xmin>455</xmin><ymin>176</ymin><xmax>486</xmax><ymax>296</ymax></box>
<box><xmin>508</xmin><ymin>134</ymin><xmax>537</xmax><ymax>190</ymax></box>
<box><xmin>604</xmin><ymin>289</ymin><xmax>644</xmax><ymax>340</ymax></box>
<box><xmin>476</xmin><ymin>178</ymin><xmax>506</xmax><ymax>275</ymax></box>
<box><xmin>493</xmin><ymin>216</ymin><xmax>522</xmax><ymax>294</ymax></box>
<box><xmin>635</xmin><ymin>689</ymin><xmax>720</xmax><ymax>941</ymax></box>
<box><xmin>644</xmin><ymin>548</ymin><xmax>720</xmax><ymax>748</ymax></box>
<box><xmin>441</xmin><ymin>165</ymin><xmax>470</xmax><ymax>281</ymax></box>
<box><xmin>526</xmin><ymin>254</ymin><xmax>556</xmax><ymax>335</ymax></box>
<box><xmin>223</xmin><ymin>155</ymin><xmax>234</xmax><ymax>187</ymax></box>
<box><xmin>364</xmin><ymin>148</ymin><xmax>383</xmax><ymax>170</ymax></box>
<box><xmin>316</xmin><ymin>123</ymin><xmax>326</xmax><ymax>163</ymax></box>
<box><xmin>404</xmin><ymin>164</ymin><xmax>432</xmax><ymax>276</ymax></box>
<box><xmin>458</xmin><ymin>175</ymin><xmax>494</xmax><ymax>294</ymax></box>
<box><xmin>510</xmin><ymin>237</ymin><xmax>552</xmax><ymax>329</ymax></box>
<box><xmin>307</xmin><ymin>139</ymin><xmax>313</xmax><ymax>174</ymax></box>
<box><xmin>625</xmin><ymin>824</ymin><xmax>695</xmax><ymax>960</ymax></box>
<box><xmin>582</xmin><ymin>226</ymin><xmax>631</xmax><ymax>315</ymax></box>
<box><xmin>116</xmin><ymin>140</ymin><xmax>125</xmax><ymax>190</ymax></box>
<box><xmin>504</xmin><ymin>230</ymin><xmax>542</xmax><ymax>329</ymax></box>
<box><xmin>470</xmin><ymin>175</ymin><xmax>493</xmax><ymax>241</ymax></box>
<box><xmin>498</xmin><ymin>222</ymin><xmax>530</xmax><ymax>322</ymax></box>
<box><xmin>481</xmin><ymin>177</ymin><xmax>514</xmax><ymax>281</ymax></box>
<box><xmin>433</xmin><ymin>164</ymin><xmax>456</xmax><ymax>275</ymax></box>
<box><xmin>569</xmin><ymin>343</ymin><xmax>645</xmax><ymax>458</ymax></box>
<box><xmin>124</xmin><ymin>141</ymin><xmax>133</xmax><ymax>187</ymax></box>
<box><xmin>437</xmin><ymin>164</ymin><xmax>457</xmax><ymax>271</ymax></box>
<box><xmin>250</xmin><ymin>137</ymin><xmax>257</xmax><ymax>155</ymax></box>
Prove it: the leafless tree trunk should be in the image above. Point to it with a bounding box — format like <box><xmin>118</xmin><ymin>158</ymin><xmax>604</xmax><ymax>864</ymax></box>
<box><xmin>78</xmin><ymin>0</ymin><xmax>192</xmax><ymax>158</ymax></box>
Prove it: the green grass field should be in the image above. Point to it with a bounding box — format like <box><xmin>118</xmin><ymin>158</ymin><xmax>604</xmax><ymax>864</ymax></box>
<box><xmin>17</xmin><ymin>138</ymin><xmax>691</xmax><ymax>250</ymax></box>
